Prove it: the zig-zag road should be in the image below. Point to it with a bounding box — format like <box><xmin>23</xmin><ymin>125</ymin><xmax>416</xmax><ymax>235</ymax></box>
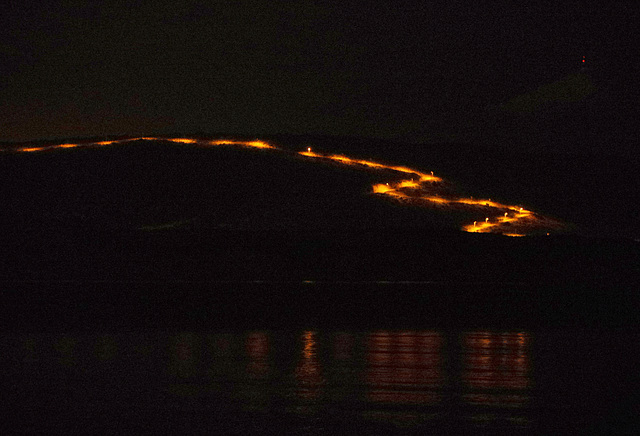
<box><xmin>2</xmin><ymin>137</ymin><xmax>564</xmax><ymax>236</ymax></box>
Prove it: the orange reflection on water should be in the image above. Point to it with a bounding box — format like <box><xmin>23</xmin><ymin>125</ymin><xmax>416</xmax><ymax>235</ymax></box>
<box><xmin>246</xmin><ymin>331</ymin><xmax>270</xmax><ymax>379</ymax></box>
<box><xmin>366</xmin><ymin>331</ymin><xmax>442</xmax><ymax>405</ymax></box>
<box><xmin>462</xmin><ymin>331</ymin><xmax>530</xmax><ymax>407</ymax></box>
<box><xmin>295</xmin><ymin>330</ymin><xmax>324</xmax><ymax>400</ymax></box>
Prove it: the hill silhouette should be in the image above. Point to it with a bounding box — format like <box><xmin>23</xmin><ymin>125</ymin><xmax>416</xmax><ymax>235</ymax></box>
<box><xmin>1</xmin><ymin>137</ymin><xmax>638</xmax><ymax>287</ymax></box>
<box><xmin>461</xmin><ymin>69</ymin><xmax>636</xmax><ymax>157</ymax></box>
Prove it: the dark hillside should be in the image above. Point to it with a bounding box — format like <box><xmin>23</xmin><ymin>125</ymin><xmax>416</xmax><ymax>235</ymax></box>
<box><xmin>1</xmin><ymin>138</ymin><xmax>638</xmax><ymax>333</ymax></box>
<box><xmin>1</xmin><ymin>139</ymin><xmax>638</xmax><ymax>285</ymax></box>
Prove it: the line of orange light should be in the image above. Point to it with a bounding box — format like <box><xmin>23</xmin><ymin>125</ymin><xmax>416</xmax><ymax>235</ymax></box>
<box><xmin>297</xmin><ymin>149</ymin><xmax>553</xmax><ymax>236</ymax></box>
<box><xmin>166</xmin><ymin>138</ymin><xmax>198</xmax><ymax>144</ymax></box>
<box><xmin>208</xmin><ymin>139</ymin><xmax>275</xmax><ymax>149</ymax></box>
<box><xmin>18</xmin><ymin>146</ymin><xmax>49</xmax><ymax>152</ymax></box>
<box><xmin>299</xmin><ymin>151</ymin><xmax>441</xmax><ymax>182</ymax></box>
<box><xmin>5</xmin><ymin>137</ymin><xmax>558</xmax><ymax>236</ymax></box>
<box><xmin>9</xmin><ymin>137</ymin><xmax>276</xmax><ymax>152</ymax></box>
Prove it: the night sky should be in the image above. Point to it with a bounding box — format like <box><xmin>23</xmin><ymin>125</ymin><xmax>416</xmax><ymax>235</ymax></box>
<box><xmin>1</xmin><ymin>1</ymin><xmax>634</xmax><ymax>146</ymax></box>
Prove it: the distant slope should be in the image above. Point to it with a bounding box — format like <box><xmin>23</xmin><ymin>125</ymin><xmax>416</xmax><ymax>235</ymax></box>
<box><xmin>0</xmin><ymin>140</ymin><xmax>460</xmax><ymax>233</ymax></box>
<box><xmin>501</xmin><ymin>73</ymin><xmax>596</xmax><ymax>113</ymax></box>
<box><xmin>446</xmin><ymin>68</ymin><xmax>635</xmax><ymax>158</ymax></box>
<box><xmin>1</xmin><ymin>137</ymin><xmax>638</xmax><ymax>283</ymax></box>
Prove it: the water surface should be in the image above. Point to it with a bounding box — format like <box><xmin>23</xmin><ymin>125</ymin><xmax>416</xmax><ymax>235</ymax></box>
<box><xmin>3</xmin><ymin>327</ymin><xmax>636</xmax><ymax>433</ymax></box>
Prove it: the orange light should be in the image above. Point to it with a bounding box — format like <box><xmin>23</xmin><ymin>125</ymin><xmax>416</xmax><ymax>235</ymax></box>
<box><xmin>209</xmin><ymin>139</ymin><xmax>274</xmax><ymax>149</ymax></box>
<box><xmin>19</xmin><ymin>146</ymin><xmax>48</xmax><ymax>152</ymax></box>
<box><xmin>4</xmin><ymin>135</ymin><xmax>563</xmax><ymax>237</ymax></box>
<box><xmin>298</xmin><ymin>147</ymin><xmax>562</xmax><ymax>235</ymax></box>
<box><xmin>169</xmin><ymin>138</ymin><xmax>198</xmax><ymax>144</ymax></box>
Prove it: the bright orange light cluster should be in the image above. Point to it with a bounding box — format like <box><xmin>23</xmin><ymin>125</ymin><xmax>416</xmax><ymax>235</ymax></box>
<box><xmin>167</xmin><ymin>138</ymin><xmax>198</xmax><ymax>144</ymax></box>
<box><xmin>297</xmin><ymin>149</ymin><xmax>562</xmax><ymax>236</ymax></box>
<box><xmin>208</xmin><ymin>139</ymin><xmax>274</xmax><ymax>149</ymax></box>
<box><xmin>18</xmin><ymin>146</ymin><xmax>49</xmax><ymax>152</ymax></box>
<box><xmin>462</xmin><ymin>208</ymin><xmax>533</xmax><ymax>234</ymax></box>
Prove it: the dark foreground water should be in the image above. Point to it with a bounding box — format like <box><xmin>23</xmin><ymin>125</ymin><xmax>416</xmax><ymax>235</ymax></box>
<box><xmin>1</xmin><ymin>283</ymin><xmax>638</xmax><ymax>434</ymax></box>
<box><xmin>2</xmin><ymin>328</ymin><xmax>638</xmax><ymax>434</ymax></box>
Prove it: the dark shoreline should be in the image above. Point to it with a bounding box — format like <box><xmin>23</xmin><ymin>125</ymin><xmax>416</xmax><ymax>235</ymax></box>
<box><xmin>2</xmin><ymin>275</ymin><xmax>638</xmax><ymax>333</ymax></box>
<box><xmin>3</xmin><ymin>222</ymin><xmax>638</xmax><ymax>281</ymax></box>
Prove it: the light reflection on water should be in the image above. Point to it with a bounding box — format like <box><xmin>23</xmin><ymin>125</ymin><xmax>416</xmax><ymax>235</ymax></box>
<box><xmin>366</xmin><ymin>331</ymin><xmax>443</xmax><ymax>405</ymax></box>
<box><xmin>462</xmin><ymin>331</ymin><xmax>530</xmax><ymax>409</ymax></box>
<box><xmin>295</xmin><ymin>331</ymin><xmax>324</xmax><ymax>401</ymax></box>
<box><xmin>3</xmin><ymin>329</ymin><xmax>539</xmax><ymax>431</ymax></box>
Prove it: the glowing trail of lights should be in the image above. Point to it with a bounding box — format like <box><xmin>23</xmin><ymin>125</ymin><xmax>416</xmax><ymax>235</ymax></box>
<box><xmin>299</xmin><ymin>150</ymin><xmax>441</xmax><ymax>182</ymax></box>
<box><xmin>297</xmin><ymin>148</ymin><xmax>563</xmax><ymax>236</ymax></box>
<box><xmin>11</xmin><ymin>137</ymin><xmax>274</xmax><ymax>152</ymax></box>
<box><xmin>2</xmin><ymin>137</ymin><xmax>562</xmax><ymax>236</ymax></box>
